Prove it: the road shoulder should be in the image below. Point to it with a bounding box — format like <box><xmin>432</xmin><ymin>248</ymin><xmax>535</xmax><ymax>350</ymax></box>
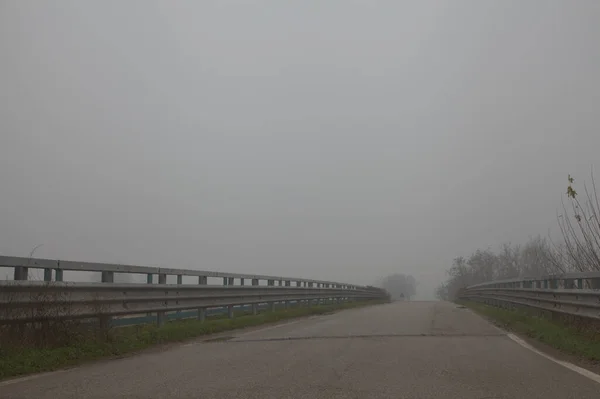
<box><xmin>459</xmin><ymin>300</ymin><xmax>600</xmax><ymax>376</ymax></box>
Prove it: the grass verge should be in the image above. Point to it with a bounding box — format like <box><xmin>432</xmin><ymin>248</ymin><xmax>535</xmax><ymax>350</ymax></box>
<box><xmin>457</xmin><ymin>300</ymin><xmax>600</xmax><ymax>363</ymax></box>
<box><xmin>0</xmin><ymin>299</ymin><xmax>387</xmax><ymax>380</ymax></box>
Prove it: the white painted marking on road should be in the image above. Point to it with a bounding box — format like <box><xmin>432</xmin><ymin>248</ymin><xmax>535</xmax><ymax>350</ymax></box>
<box><xmin>0</xmin><ymin>369</ymin><xmax>69</xmax><ymax>387</ymax></box>
<box><xmin>507</xmin><ymin>333</ymin><xmax>600</xmax><ymax>385</ymax></box>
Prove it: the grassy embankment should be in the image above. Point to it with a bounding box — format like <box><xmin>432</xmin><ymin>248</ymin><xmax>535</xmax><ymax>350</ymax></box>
<box><xmin>0</xmin><ymin>299</ymin><xmax>387</xmax><ymax>380</ymax></box>
<box><xmin>457</xmin><ymin>299</ymin><xmax>600</xmax><ymax>363</ymax></box>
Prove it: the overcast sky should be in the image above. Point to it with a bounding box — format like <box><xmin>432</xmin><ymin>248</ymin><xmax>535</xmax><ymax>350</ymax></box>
<box><xmin>1</xmin><ymin>1</ymin><xmax>599</xmax><ymax>298</ymax></box>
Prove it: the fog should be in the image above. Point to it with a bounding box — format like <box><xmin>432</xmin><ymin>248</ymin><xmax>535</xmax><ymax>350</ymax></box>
<box><xmin>1</xmin><ymin>1</ymin><xmax>599</xmax><ymax>299</ymax></box>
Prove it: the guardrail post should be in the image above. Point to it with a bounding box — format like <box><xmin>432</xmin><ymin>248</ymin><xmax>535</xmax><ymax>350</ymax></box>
<box><xmin>251</xmin><ymin>279</ymin><xmax>259</xmax><ymax>315</ymax></box>
<box><xmin>146</xmin><ymin>273</ymin><xmax>153</xmax><ymax>317</ymax></box>
<box><xmin>157</xmin><ymin>273</ymin><xmax>167</xmax><ymax>327</ymax></box>
<box><xmin>285</xmin><ymin>280</ymin><xmax>290</xmax><ymax>287</ymax></box>
<box><xmin>175</xmin><ymin>275</ymin><xmax>183</xmax><ymax>319</ymax></box>
<box><xmin>43</xmin><ymin>268</ymin><xmax>52</xmax><ymax>282</ymax></box>
<box><xmin>577</xmin><ymin>278</ymin><xmax>583</xmax><ymax>289</ymax></box>
<box><xmin>99</xmin><ymin>271</ymin><xmax>114</xmax><ymax>328</ymax></box>
<box><xmin>101</xmin><ymin>271</ymin><xmax>114</xmax><ymax>283</ymax></box>
<box><xmin>224</xmin><ymin>277</ymin><xmax>234</xmax><ymax>318</ymax></box>
<box><xmin>13</xmin><ymin>266</ymin><xmax>28</xmax><ymax>281</ymax></box>
<box><xmin>228</xmin><ymin>277</ymin><xmax>234</xmax><ymax>286</ymax></box>
<box><xmin>198</xmin><ymin>308</ymin><xmax>206</xmax><ymax>322</ymax></box>
<box><xmin>240</xmin><ymin>278</ymin><xmax>244</xmax><ymax>286</ymax></box>
<box><xmin>267</xmin><ymin>279</ymin><xmax>275</xmax><ymax>311</ymax></box>
<box><xmin>296</xmin><ymin>281</ymin><xmax>301</xmax><ymax>287</ymax></box>
<box><xmin>55</xmin><ymin>268</ymin><xmax>63</xmax><ymax>281</ymax></box>
<box><xmin>197</xmin><ymin>276</ymin><xmax>207</xmax><ymax>321</ymax></box>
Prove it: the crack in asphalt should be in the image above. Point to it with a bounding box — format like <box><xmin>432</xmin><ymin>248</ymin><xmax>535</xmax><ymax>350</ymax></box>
<box><xmin>209</xmin><ymin>333</ymin><xmax>506</xmax><ymax>343</ymax></box>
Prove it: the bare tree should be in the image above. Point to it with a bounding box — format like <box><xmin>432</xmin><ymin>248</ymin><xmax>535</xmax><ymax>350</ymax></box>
<box><xmin>556</xmin><ymin>172</ymin><xmax>600</xmax><ymax>272</ymax></box>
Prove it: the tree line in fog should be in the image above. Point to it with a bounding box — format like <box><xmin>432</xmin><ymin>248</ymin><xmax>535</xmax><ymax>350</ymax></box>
<box><xmin>437</xmin><ymin>172</ymin><xmax>600</xmax><ymax>300</ymax></box>
<box><xmin>379</xmin><ymin>273</ymin><xmax>417</xmax><ymax>301</ymax></box>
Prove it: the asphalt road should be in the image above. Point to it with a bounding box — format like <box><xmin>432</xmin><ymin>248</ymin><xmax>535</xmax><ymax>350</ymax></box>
<box><xmin>2</xmin><ymin>301</ymin><xmax>599</xmax><ymax>398</ymax></box>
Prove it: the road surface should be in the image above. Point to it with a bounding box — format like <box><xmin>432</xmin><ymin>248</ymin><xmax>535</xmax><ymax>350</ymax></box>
<box><xmin>2</xmin><ymin>301</ymin><xmax>599</xmax><ymax>398</ymax></box>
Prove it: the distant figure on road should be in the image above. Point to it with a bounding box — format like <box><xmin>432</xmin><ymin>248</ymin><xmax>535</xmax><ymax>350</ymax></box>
<box><xmin>399</xmin><ymin>293</ymin><xmax>405</xmax><ymax>300</ymax></box>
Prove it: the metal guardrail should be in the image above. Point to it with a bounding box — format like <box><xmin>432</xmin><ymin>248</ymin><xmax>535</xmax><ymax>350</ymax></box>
<box><xmin>1</xmin><ymin>255</ymin><xmax>361</xmax><ymax>288</ymax></box>
<box><xmin>459</xmin><ymin>272</ymin><xmax>600</xmax><ymax>320</ymax></box>
<box><xmin>0</xmin><ymin>256</ymin><xmax>386</xmax><ymax>326</ymax></box>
